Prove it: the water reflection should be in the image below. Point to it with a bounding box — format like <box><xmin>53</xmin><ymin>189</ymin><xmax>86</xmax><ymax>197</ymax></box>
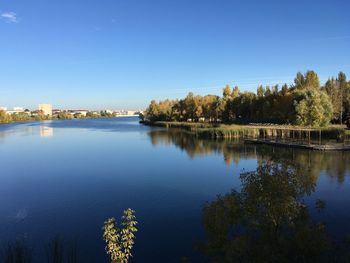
<box><xmin>148</xmin><ymin>129</ymin><xmax>350</xmax><ymax>261</ymax></box>
<box><xmin>148</xmin><ymin>129</ymin><xmax>350</xmax><ymax>184</ymax></box>
<box><xmin>199</xmin><ymin>162</ymin><xmax>350</xmax><ymax>262</ymax></box>
<box><xmin>1</xmin><ymin>120</ymin><xmax>349</xmax><ymax>262</ymax></box>
<box><xmin>40</xmin><ymin>126</ymin><xmax>54</xmax><ymax>137</ymax></box>
<box><xmin>0</xmin><ymin>123</ymin><xmax>55</xmax><ymax>140</ymax></box>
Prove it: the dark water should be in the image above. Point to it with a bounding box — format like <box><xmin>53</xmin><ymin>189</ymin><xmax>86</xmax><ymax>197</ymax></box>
<box><xmin>1</xmin><ymin>118</ymin><xmax>350</xmax><ymax>262</ymax></box>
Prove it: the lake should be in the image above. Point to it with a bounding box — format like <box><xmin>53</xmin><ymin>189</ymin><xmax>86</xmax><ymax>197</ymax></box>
<box><xmin>1</xmin><ymin>117</ymin><xmax>350</xmax><ymax>262</ymax></box>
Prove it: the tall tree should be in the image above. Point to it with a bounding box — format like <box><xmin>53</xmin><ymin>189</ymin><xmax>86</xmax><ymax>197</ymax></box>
<box><xmin>257</xmin><ymin>85</ymin><xmax>265</xmax><ymax>98</ymax></box>
<box><xmin>223</xmin><ymin>85</ymin><xmax>232</xmax><ymax>98</ymax></box>
<box><xmin>145</xmin><ymin>100</ymin><xmax>159</xmax><ymax>122</ymax></box>
<box><xmin>0</xmin><ymin>110</ymin><xmax>12</xmax><ymax>123</ymax></box>
<box><xmin>294</xmin><ymin>72</ymin><xmax>305</xmax><ymax>90</ymax></box>
<box><xmin>184</xmin><ymin>92</ymin><xmax>198</xmax><ymax>120</ymax></box>
<box><xmin>304</xmin><ymin>70</ymin><xmax>320</xmax><ymax>89</ymax></box>
<box><xmin>232</xmin><ymin>86</ymin><xmax>240</xmax><ymax>98</ymax></box>
<box><xmin>281</xmin><ymin>83</ymin><xmax>289</xmax><ymax>96</ymax></box>
<box><xmin>294</xmin><ymin>89</ymin><xmax>333</xmax><ymax>127</ymax></box>
<box><xmin>294</xmin><ymin>71</ymin><xmax>320</xmax><ymax>90</ymax></box>
<box><xmin>324</xmin><ymin>78</ymin><xmax>342</xmax><ymax>122</ymax></box>
<box><xmin>337</xmin><ymin>71</ymin><xmax>347</xmax><ymax>122</ymax></box>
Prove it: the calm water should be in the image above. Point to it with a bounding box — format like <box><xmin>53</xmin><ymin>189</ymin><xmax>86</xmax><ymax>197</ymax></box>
<box><xmin>1</xmin><ymin>117</ymin><xmax>350</xmax><ymax>262</ymax></box>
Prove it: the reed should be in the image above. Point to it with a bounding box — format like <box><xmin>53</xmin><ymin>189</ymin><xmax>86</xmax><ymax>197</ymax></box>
<box><xmin>1</xmin><ymin>241</ymin><xmax>32</xmax><ymax>263</ymax></box>
<box><xmin>146</xmin><ymin>121</ymin><xmax>350</xmax><ymax>141</ymax></box>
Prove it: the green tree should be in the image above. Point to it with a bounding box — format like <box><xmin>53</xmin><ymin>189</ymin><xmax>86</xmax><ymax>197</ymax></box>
<box><xmin>73</xmin><ymin>113</ymin><xmax>83</xmax><ymax>119</ymax></box>
<box><xmin>57</xmin><ymin>112</ymin><xmax>73</xmax><ymax>120</ymax></box>
<box><xmin>155</xmin><ymin>99</ymin><xmax>176</xmax><ymax>121</ymax></box>
<box><xmin>236</xmin><ymin>92</ymin><xmax>256</xmax><ymax>121</ymax></box>
<box><xmin>345</xmin><ymin>80</ymin><xmax>350</xmax><ymax>118</ymax></box>
<box><xmin>172</xmin><ymin>99</ymin><xmax>186</xmax><ymax>121</ymax></box>
<box><xmin>0</xmin><ymin>110</ymin><xmax>12</xmax><ymax>124</ymax></box>
<box><xmin>102</xmin><ymin>209</ymin><xmax>137</xmax><ymax>263</ymax></box>
<box><xmin>294</xmin><ymin>72</ymin><xmax>305</xmax><ymax>90</ymax></box>
<box><xmin>145</xmin><ymin>100</ymin><xmax>160</xmax><ymax>122</ymax></box>
<box><xmin>294</xmin><ymin>71</ymin><xmax>320</xmax><ymax>90</ymax></box>
<box><xmin>35</xmin><ymin>110</ymin><xmax>50</xmax><ymax>121</ymax></box>
<box><xmin>11</xmin><ymin>112</ymin><xmax>31</xmax><ymax>122</ymax></box>
<box><xmin>222</xmin><ymin>86</ymin><xmax>240</xmax><ymax>122</ymax></box>
<box><xmin>264</xmin><ymin>86</ymin><xmax>271</xmax><ymax>97</ymax></box>
<box><xmin>201</xmin><ymin>95</ymin><xmax>219</xmax><ymax>121</ymax></box>
<box><xmin>337</xmin><ymin>71</ymin><xmax>348</xmax><ymax>121</ymax></box>
<box><xmin>223</xmin><ymin>85</ymin><xmax>232</xmax><ymax>98</ymax></box>
<box><xmin>272</xmin><ymin>84</ymin><xmax>279</xmax><ymax>94</ymax></box>
<box><xmin>86</xmin><ymin>111</ymin><xmax>99</xmax><ymax>118</ymax></box>
<box><xmin>305</xmin><ymin>70</ymin><xmax>320</xmax><ymax>89</ymax></box>
<box><xmin>294</xmin><ymin>89</ymin><xmax>333</xmax><ymax>127</ymax></box>
<box><xmin>257</xmin><ymin>85</ymin><xmax>265</xmax><ymax>98</ymax></box>
<box><xmin>143</xmin><ymin>70</ymin><xmax>341</xmax><ymax>126</ymax></box>
<box><xmin>281</xmin><ymin>83</ymin><xmax>289</xmax><ymax>96</ymax></box>
<box><xmin>324</xmin><ymin>78</ymin><xmax>342</xmax><ymax>122</ymax></box>
<box><xmin>183</xmin><ymin>92</ymin><xmax>200</xmax><ymax>121</ymax></box>
<box><xmin>231</xmin><ymin>86</ymin><xmax>240</xmax><ymax>98</ymax></box>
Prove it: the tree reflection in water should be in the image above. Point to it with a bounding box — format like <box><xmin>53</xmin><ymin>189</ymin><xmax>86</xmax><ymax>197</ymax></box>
<box><xmin>199</xmin><ymin>162</ymin><xmax>339</xmax><ymax>262</ymax></box>
<box><xmin>148</xmin><ymin>129</ymin><xmax>350</xmax><ymax>184</ymax></box>
<box><xmin>148</xmin><ymin>129</ymin><xmax>350</xmax><ymax>262</ymax></box>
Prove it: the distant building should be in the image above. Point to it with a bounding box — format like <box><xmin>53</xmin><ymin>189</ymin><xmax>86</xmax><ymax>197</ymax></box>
<box><xmin>13</xmin><ymin>107</ymin><xmax>24</xmax><ymax>111</ymax></box>
<box><xmin>52</xmin><ymin>109</ymin><xmax>61</xmax><ymax>115</ymax></box>
<box><xmin>126</xmin><ymin>111</ymin><xmax>138</xmax><ymax>115</ymax></box>
<box><xmin>68</xmin><ymin>110</ymin><xmax>89</xmax><ymax>116</ymax></box>
<box><xmin>113</xmin><ymin>110</ymin><xmax>139</xmax><ymax>116</ymax></box>
<box><xmin>38</xmin><ymin>104</ymin><xmax>53</xmax><ymax>116</ymax></box>
<box><xmin>6</xmin><ymin>107</ymin><xmax>25</xmax><ymax>115</ymax></box>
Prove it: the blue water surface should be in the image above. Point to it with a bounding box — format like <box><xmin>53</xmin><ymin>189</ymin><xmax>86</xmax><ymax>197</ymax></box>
<box><xmin>1</xmin><ymin>118</ymin><xmax>350</xmax><ymax>262</ymax></box>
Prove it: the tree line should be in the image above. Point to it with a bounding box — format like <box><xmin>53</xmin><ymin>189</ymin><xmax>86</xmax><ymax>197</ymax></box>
<box><xmin>144</xmin><ymin>71</ymin><xmax>350</xmax><ymax>127</ymax></box>
<box><xmin>0</xmin><ymin>110</ymin><xmax>118</xmax><ymax>124</ymax></box>
<box><xmin>0</xmin><ymin>110</ymin><xmax>51</xmax><ymax>124</ymax></box>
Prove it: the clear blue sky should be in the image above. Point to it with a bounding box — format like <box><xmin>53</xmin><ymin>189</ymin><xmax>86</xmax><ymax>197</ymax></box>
<box><xmin>1</xmin><ymin>0</ymin><xmax>349</xmax><ymax>110</ymax></box>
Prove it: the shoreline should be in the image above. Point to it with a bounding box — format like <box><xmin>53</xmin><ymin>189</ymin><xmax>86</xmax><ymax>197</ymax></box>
<box><xmin>141</xmin><ymin>121</ymin><xmax>350</xmax><ymax>150</ymax></box>
<box><xmin>0</xmin><ymin>115</ymin><xmax>139</xmax><ymax>126</ymax></box>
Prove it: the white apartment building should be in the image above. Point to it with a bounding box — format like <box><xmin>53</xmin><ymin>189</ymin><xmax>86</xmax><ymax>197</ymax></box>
<box><xmin>38</xmin><ymin>104</ymin><xmax>53</xmax><ymax>116</ymax></box>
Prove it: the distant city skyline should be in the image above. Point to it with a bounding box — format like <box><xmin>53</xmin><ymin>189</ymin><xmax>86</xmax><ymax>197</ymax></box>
<box><xmin>0</xmin><ymin>104</ymin><xmax>142</xmax><ymax>111</ymax></box>
<box><xmin>1</xmin><ymin>0</ymin><xmax>349</xmax><ymax>109</ymax></box>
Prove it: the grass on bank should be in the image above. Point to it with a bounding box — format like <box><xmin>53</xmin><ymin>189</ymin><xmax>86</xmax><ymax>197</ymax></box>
<box><xmin>142</xmin><ymin>121</ymin><xmax>350</xmax><ymax>140</ymax></box>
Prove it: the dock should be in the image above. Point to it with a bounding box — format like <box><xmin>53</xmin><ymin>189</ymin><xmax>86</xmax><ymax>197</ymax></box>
<box><xmin>244</xmin><ymin>138</ymin><xmax>350</xmax><ymax>151</ymax></box>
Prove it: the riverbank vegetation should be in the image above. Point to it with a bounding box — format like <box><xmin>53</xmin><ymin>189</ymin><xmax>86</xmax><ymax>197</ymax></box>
<box><xmin>146</xmin><ymin>121</ymin><xmax>350</xmax><ymax>141</ymax></box>
<box><xmin>102</xmin><ymin>209</ymin><xmax>137</xmax><ymax>263</ymax></box>
<box><xmin>143</xmin><ymin>71</ymin><xmax>350</xmax><ymax>127</ymax></box>
<box><xmin>0</xmin><ymin>110</ymin><xmax>50</xmax><ymax>124</ymax></box>
<box><xmin>1</xmin><ymin>237</ymin><xmax>79</xmax><ymax>263</ymax></box>
<box><xmin>0</xmin><ymin>110</ymin><xmax>127</xmax><ymax>125</ymax></box>
<box><xmin>1</xmin><ymin>209</ymin><xmax>137</xmax><ymax>263</ymax></box>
